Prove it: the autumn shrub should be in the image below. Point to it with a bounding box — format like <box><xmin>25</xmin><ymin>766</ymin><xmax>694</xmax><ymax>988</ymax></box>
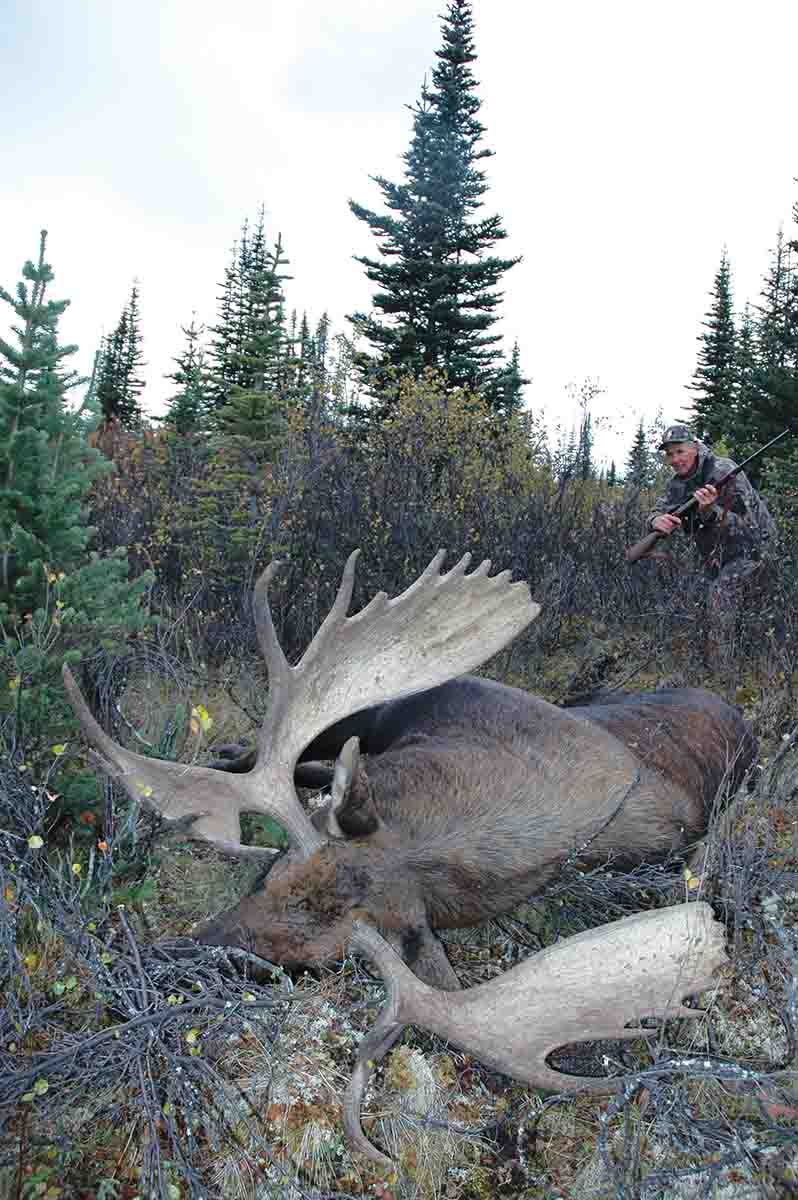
<box><xmin>0</xmin><ymin>548</ymin><xmax>154</xmax><ymax>844</ymax></box>
<box><xmin>83</xmin><ymin>377</ymin><xmax>795</xmax><ymax>703</ymax></box>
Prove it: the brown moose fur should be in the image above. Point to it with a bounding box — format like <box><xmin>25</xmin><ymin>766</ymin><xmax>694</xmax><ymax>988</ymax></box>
<box><xmin>196</xmin><ymin>676</ymin><xmax>754</xmax><ymax>987</ymax></box>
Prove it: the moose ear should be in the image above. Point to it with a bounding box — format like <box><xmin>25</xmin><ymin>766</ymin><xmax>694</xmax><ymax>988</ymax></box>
<box><xmin>327</xmin><ymin>737</ymin><xmax>382</xmax><ymax>839</ymax></box>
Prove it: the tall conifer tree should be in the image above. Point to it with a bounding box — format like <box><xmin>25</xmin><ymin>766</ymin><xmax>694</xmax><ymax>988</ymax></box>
<box><xmin>96</xmin><ymin>282</ymin><xmax>146</xmax><ymax>426</ymax></box>
<box><xmin>747</xmin><ymin>226</ymin><xmax>798</xmax><ymax>450</ymax></box>
<box><xmin>0</xmin><ymin>233</ymin><xmax>141</xmax><ymax>614</ymax></box>
<box><xmin>163</xmin><ymin>317</ymin><xmax>211</xmax><ymax>434</ymax></box>
<box><xmin>625</xmin><ymin>418</ymin><xmax>656</xmax><ymax>489</ymax></box>
<box><xmin>348</xmin><ymin>0</ymin><xmax>521</xmax><ymax>411</ymax></box>
<box><xmin>687</xmin><ymin>249</ymin><xmax>736</xmax><ymax>443</ymax></box>
<box><xmin>207</xmin><ymin>212</ymin><xmax>295</xmax><ymax>440</ymax></box>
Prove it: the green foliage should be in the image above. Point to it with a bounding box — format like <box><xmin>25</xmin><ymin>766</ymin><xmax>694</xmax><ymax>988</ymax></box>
<box><xmin>762</xmin><ymin>446</ymin><xmax>798</xmax><ymax>530</ymax></box>
<box><xmin>162</xmin><ymin>315</ymin><xmax>212</xmax><ymax>434</ymax></box>
<box><xmin>207</xmin><ymin>212</ymin><xmax>296</xmax><ymax>421</ymax></box>
<box><xmin>95</xmin><ymin>281</ymin><xmax>146</xmax><ymax>427</ymax></box>
<box><xmin>1</xmin><ymin>550</ymin><xmax>151</xmax><ymax>772</ymax></box>
<box><xmin>687</xmin><ymin>248</ymin><xmax>737</xmax><ymax>443</ymax></box>
<box><xmin>625</xmin><ymin>418</ymin><xmax>657</xmax><ymax>489</ymax></box>
<box><xmin>214</xmin><ymin>384</ymin><xmax>288</xmax><ymax>449</ymax></box>
<box><xmin>348</xmin><ymin>0</ymin><xmax>522</xmax><ymax>411</ymax></box>
<box><xmin>747</xmin><ymin>229</ymin><xmax>798</xmax><ymax>447</ymax></box>
<box><xmin>0</xmin><ymin>235</ymin><xmax>152</xmax><ymax>821</ymax></box>
<box><xmin>685</xmin><ymin>189</ymin><xmax>798</xmax><ymax>479</ymax></box>
<box><xmin>0</xmin><ymin>232</ymin><xmax>111</xmax><ymax>615</ymax></box>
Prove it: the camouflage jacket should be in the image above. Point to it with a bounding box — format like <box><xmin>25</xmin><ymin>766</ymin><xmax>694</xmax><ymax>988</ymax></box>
<box><xmin>648</xmin><ymin>441</ymin><xmax>778</xmax><ymax>575</ymax></box>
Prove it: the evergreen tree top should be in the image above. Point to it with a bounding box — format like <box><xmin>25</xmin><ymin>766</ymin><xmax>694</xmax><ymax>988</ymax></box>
<box><xmin>348</xmin><ymin>0</ymin><xmax>522</xmax><ymax>410</ymax></box>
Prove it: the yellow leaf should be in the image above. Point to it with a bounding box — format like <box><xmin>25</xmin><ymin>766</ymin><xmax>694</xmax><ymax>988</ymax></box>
<box><xmin>687</xmin><ymin>875</ymin><xmax>701</xmax><ymax>891</ymax></box>
<box><xmin>51</xmin><ymin>744</ymin><xmax>66</xmax><ymax>756</ymax></box>
<box><xmin>135</xmin><ymin>781</ymin><xmax>154</xmax><ymax>798</ymax></box>
<box><xmin>71</xmin><ymin>862</ymin><xmax>82</xmax><ymax>876</ymax></box>
<box><xmin>4</xmin><ymin>886</ymin><xmax>14</xmax><ymax>903</ymax></box>
<box><xmin>33</xmin><ymin>1078</ymin><xmax>49</xmax><ymax>1096</ymax></box>
<box><xmin>9</xmin><ymin>676</ymin><xmax>20</xmax><ymax>691</ymax></box>
<box><xmin>185</xmin><ymin>1028</ymin><xmax>200</xmax><ymax>1045</ymax></box>
<box><xmin>24</xmin><ymin>953</ymin><xmax>38</xmax><ymax>970</ymax></box>
<box><xmin>191</xmin><ymin>704</ymin><xmax>213</xmax><ymax>733</ymax></box>
<box><xmin>27</xmin><ymin>835</ymin><xmax>44</xmax><ymax>850</ymax></box>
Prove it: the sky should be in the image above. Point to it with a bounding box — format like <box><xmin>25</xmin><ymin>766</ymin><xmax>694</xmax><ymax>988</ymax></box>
<box><xmin>2</xmin><ymin>0</ymin><xmax>796</xmax><ymax>466</ymax></box>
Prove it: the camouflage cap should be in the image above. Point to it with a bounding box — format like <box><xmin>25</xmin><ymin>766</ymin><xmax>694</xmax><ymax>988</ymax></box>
<box><xmin>658</xmin><ymin>423</ymin><xmax>696</xmax><ymax>450</ymax></box>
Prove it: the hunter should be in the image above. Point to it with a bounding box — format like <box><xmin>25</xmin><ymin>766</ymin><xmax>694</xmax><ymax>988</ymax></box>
<box><xmin>649</xmin><ymin>423</ymin><xmax>777</xmax><ymax>666</ymax></box>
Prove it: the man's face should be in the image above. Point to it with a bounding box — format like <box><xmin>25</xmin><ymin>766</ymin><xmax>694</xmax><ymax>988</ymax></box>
<box><xmin>664</xmin><ymin>441</ymin><xmax>698</xmax><ymax>477</ymax></box>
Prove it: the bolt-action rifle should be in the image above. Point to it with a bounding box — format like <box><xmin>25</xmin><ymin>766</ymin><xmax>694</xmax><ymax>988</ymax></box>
<box><xmin>626</xmin><ymin>429</ymin><xmax>790</xmax><ymax>564</ymax></box>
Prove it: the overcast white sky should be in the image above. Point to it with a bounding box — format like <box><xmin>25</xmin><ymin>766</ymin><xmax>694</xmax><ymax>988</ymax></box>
<box><xmin>2</xmin><ymin>0</ymin><xmax>796</xmax><ymax>464</ymax></box>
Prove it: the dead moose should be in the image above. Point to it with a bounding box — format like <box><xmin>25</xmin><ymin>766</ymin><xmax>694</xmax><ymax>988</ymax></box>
<box><xmin>63</xmin><ymin>549</ymin><xmax>754</xmax><ymax>989</ymax></box>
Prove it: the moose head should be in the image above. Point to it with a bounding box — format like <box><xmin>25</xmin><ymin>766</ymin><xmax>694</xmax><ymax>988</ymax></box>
<box><xmin>63</xmin><ymin>550</ymin><xmax>539</xmax><ymax>987</ymax></box>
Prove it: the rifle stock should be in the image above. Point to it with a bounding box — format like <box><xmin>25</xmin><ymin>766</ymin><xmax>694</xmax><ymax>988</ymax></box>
<box><xmin>626</xmin><ymin>529</ymin><xmax>665</xmax><ymax>563</ymax></box>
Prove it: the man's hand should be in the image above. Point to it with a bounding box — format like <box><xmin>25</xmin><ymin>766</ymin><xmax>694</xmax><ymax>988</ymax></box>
<box><xmin>694</xmin><ymin>483</ymin><xmax>718</xmax><ymax>513</ymax></box>
<box><xmin>652</xmin><ymin>513</ymin><xmax>681</xmax><ymax>534</ymax></box>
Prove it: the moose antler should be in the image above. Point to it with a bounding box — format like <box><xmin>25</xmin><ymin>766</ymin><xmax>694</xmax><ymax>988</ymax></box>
<box><xmin>345</xmin><ymin>903</ymin><xmax>728</xmax><ymax>1165</ymax></box>
<box><xmin>63</xmin><ymin>550</ymin><xmax>538</xmax><ymax>859</ymax></box>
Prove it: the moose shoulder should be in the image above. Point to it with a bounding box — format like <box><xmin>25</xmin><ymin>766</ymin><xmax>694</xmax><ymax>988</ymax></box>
<box><xmin>63</xmin><ymin>551</ymin><xmax>754</xmax><ymax>989</ymax></box>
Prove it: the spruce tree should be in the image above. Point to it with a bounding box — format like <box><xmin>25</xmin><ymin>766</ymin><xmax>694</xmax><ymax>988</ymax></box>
<box><xmin>746</xmin><ymin>225</ymin><xmax>798</xmax><ymax>453</ymax></box>
<box><xmin>577</xmin><ymin>409</ymin><xmax>594</xmax><ymax>481</ymax></box>
<box><xmin>687</xmin><ymin>249</ymin><xmax>736</xmax><ymax>443</ymax></box>
<box><xmin>0</xmin><ymin>232</ymin><xmax>150</xmax><ymax>620</ymax></box>
<box><xmin>163</xmin><ymin>316</ymin><xmax>211</xmax><ymax>433</ymax></box>
<box><xmin>732</xmin><ymin>303</ymin><xmax>759</xmax><ymax>457</ymax></box>
<box><xmin>348</xmin><ymin>0</ymin><xmax>521</xmax><ymax>410</ymax></box>
<box><xmin>0</xmin><ymin>232</ymin><xmax>97</xmax><ymax>603</ymax></box>
<box><xmin>0</xmin><ymin>232</ymin><xmax>151</xmax><ymax>808</ymax></box>
<box><xmin>287</xmin><ymin>311</ymin><xmax>335</xmax><ymax>427</ymax></box>
<box><xmin>96</xmin><ymin>282</ymin><xmax>146</xmax><ymax>426</ymax></box>
<box><xmin>625</xmin><ymin>418</ymin><xmax>656</xmax><ymax>489</ymax></box>
<box><xmin>492</xmin><ymin>340</ymin><xmax>529</xmax><ymax>418</ymax></box>
<box><xmin>208</xmin><ymin>212</ymin><xmax>295</xmax><ymax>424</ymax></box>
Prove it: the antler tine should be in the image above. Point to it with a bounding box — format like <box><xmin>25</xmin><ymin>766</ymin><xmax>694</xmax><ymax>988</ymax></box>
<box><xmin>320</xmin><ymin>547</ymin><xmax>363</xmax><ymax>624</ymax></box>
<box><xmin>345</xmin><ymin>905</ymin><xmax>729</xmax><ymax>1164</ymax></box>
<box><xmin>62</xmin><ymin>662</ymin><xmax>322</xmax><ymax>858</ymax></box>
<box><xmin>344</xmin><ymin>921</ymin><xmax>415</xmax><ymax>1165</ymax></box>
<box><xmin>252</xmin><ymin>560</ymin><xmax>290</xmax><ymax>690</ymax></box>
<box><xmin>253</xmin><ymin>548</ymin><xmax>540</xmax><ymax>767</ymax></box>
<box><xmin>251</xmin><ymin>551</ymin><xmax>363</xmax><ymax>681</ymax></box>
